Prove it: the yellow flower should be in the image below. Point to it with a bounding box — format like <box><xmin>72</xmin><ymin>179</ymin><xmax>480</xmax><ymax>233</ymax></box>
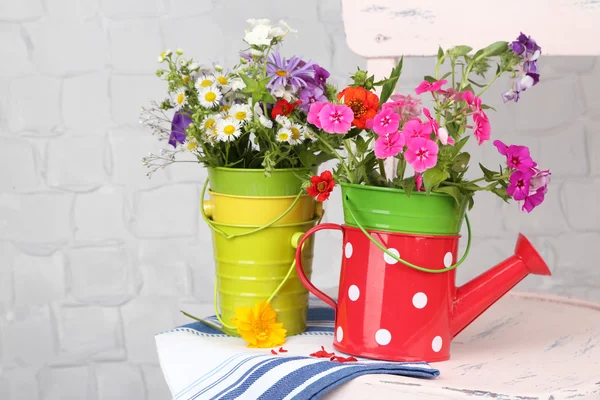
<box><xmin>231</xmin><ymin>301</ymin><xmax>287</xmax><ymax>348</ymax></box>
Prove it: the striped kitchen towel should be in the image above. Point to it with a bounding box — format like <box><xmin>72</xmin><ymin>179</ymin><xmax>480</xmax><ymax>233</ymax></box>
<box><xmin>156</xmin><ymin>306</ymin><xmax>439</xmax><ymax>400</ymax></box>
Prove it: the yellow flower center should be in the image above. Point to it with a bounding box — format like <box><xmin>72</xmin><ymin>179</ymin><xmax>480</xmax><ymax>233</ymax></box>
<box><xmin>278</xmin><ymin>133</ymin><xmax>289</xmax><ymax>141</ymax></box>
<box><xmin>183</xmin><ymin>76</ymin><xmax>190</xmax><ymax>83</ymax></box>
<box><xmin>275</xmin><ymin>70</ymin><xmax>288</xmax><ymax>77</ymax></box>
<box><xmin>224</xmin><ymin>125</ymin><xmax>236</xmax><ymax>135</ymax></box>
<box><xmin>205</xmin><ymin>92</ymin><xmax>217</xmax><ymax>102</ymax></box>
<box><xmin>186</xmin><ymin>141</ymin><xmax>198</xmax><ymax>150</ymax></box>
<box><xmin>200</xmin><ymin>79</ymin><xmax>213</xmax><ymax>87</ymax></box>
<box><xmin>221</xmin><ymin>106</ymin><xmax>230</xmax><ymax>112</ymax></box>
<box><xmin>204</xmin><ymin>119</ymin><xmax>215</xmax><ymax>129</ymax></box>
<box><xmin>218</xmin><ymin>76</ymin><xmax>228</xmax><ymax>85</ymax></box>
<box><xmin>252</xmin><ymin>321</ymin><xmax>269</xmax><ymax>340</ymax></box>
<box><xmin>177</xmin><ymin>93</ymin><xmax>185</xmax><ymax>104</ymax></box>
<box><xmin>235</xmin><ymin>111</ymin><xmax>247</xmax><ymax>121</ymax></box>
<box><xmin>160</xmin><ymin>51</ymin><xmax>167</xmax><ymax>57</ymax></box>
<box><xmin>291</xmin><ymin>127</ymin><xmax>301</xmax><ymax>140</ymax></box>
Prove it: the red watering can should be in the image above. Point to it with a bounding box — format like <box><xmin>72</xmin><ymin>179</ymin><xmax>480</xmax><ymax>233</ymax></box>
<box><xmin>294</xmin><ymin>223</ymin><xmax>551</xmax><ymax>362</ymax></box>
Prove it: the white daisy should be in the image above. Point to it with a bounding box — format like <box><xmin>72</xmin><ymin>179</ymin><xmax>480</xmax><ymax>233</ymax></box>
<box><xmin>215</xmin><ymin>118</ymin><xmax>242</xmax><ymax>142</ymax></box>
<box><xmin>228</xmin><ymin>104</ymin><xmax>252</xmax><ymax>124</ymax></box>
<box><xmin>182</xmin><ymin>138</ymin><xmax>199</xmax><ymax>152</ymax></box>
<box><xmin>229</xmin><ymin>78</ymin><xmax>246</xmax><ymax>91</ymax></box>
<box><xmin>195</xmin><ymin>74</ymin><xmax>216</xmax><ymax>90</ymax></box>
<box><xmin>276</xmin><ymin>127</ymin><xmax>292</xmax><ymax>143</ymax></box>
<box><xmin>173</xmin><ymin>88</ymin><xmax>187</xmax><ymax>110</ymax></box>
<box><xmin>289</xmin><ymin>124</ymin><xmax>305</xmax><ymax>145</ymax></box>
<box><xmin>201</xmin><ymin>113</ymin><xmax>221</xmax><ymax>134</ymax></box>
<box><xmin>304</xmin><ymin>127</ymin><xmax>316</xmax><ymax>141</ymax></box>
<box><xmin>188</xmin><ymin>63</ymin><xmax>200</xmax><ymax>71</ymax></box>
<box><xmin>215</xmin><ymin>72</ymin><xmax>229</xmax><ymax>87</ymax></box>
<box><xmin>259</xmin><ymin>115</ymin><xmax>273</xmax><ymax>128</ymax></box>
<box><xmin>275</xmin><ymin>115</ymin><xmax>291</xmax><ymax>128</ymax></box>
<box><xmin>197</xmin><ymin>85</ymin><xmax>222</xmax><ymax>108</ymax></box>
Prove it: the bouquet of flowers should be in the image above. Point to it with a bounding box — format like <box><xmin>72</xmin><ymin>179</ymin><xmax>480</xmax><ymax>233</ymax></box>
<box><xmin>305</xmin><ymin>33</ymin><xmax>550</xmax><ymax>212</ymax></box>
<box><xmin>140</xmin><ymin>19</ymin><xmax>344</xmax><ymax>176</ymax></box>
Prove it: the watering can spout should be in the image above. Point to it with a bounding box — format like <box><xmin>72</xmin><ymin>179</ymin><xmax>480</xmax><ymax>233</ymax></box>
<box><xmin>450</xmin><ymin>234</ymin><xmax>551</xmax><ymax>337</ymax></box>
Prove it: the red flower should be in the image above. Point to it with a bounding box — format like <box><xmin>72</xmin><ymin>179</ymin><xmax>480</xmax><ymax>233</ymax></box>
<box><xmin>330</xmin><ymin>355</ymin><xmax>358</xmax><ymax>363</ymax></box>
<box><xmin>309</xmin><ymin>346</ymin><xmax>335</xmax><ymax>358</ymax></box>
<box><xmin>337</xmin><ymin>87</ymin><xmax>379</xmax><ymax>129</ymax></box>
<box><xmin>271</xmin><ymin>99</ymin><xmax>301</xmax><ymax>119</ymax></box>
<box><xmin>306</xmin><ymin>171</ymin><xmax>335</xmax><ymax>202</ymax></box>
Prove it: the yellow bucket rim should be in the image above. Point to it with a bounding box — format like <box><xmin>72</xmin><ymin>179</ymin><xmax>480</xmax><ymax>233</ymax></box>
<box><xmin>208</xmin><ymin>190</ymin><xmax>313</xmax><ymax>200</ymax></box>
<box><xmin>209</xmin><ymin>217</ymin><xmax>320</xmax><ymax>229</ymax></box>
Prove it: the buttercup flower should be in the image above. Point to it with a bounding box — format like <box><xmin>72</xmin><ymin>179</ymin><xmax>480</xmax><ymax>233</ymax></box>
<box><xmin>415</xmin><ymin>79</ymin><xmax>447</xmax><ymax>95</ymax></box>
<box><xmin>493</xmin><ymin>140</ymin><xmax>536</xmax><ymax>171</ymax></box>
<box><xmin>267</xmin><ymin>52</ymin><xmax>314</xmax><ymax>92</ymax></box>
<box><xmin>372</xmin><ymin>108</ymin><xmax>400</xmax><ymax>136</ymax></box>
<box><xmin>318</xmin><ymin>103</ymin><xmax>354</xmax><ymax>134</ymax></box>
<box><xmin>215</xmin><ymin>118</ymin><xmax>241</xmax><ymax>142</ymax></box>
<box><xmin>197</xmin><ymin>85</ymin><xmax>222</xmax><ymax>108</ymax></box>
<box><xmin>271</xmin><ymin>99</ymin><xmax>301</xmax><ymax>119</ymax></box>
<box><xmin>231</xmin><ymin>300</ymin><xmax>286</xmax><ymax>348</ymax></box>
<box><xmin>404</xmin><ymin>137</ymin><xmax>439</xmax><ymax>173</ymax></box>
<box><xmin>338</xmin><ymin>87</ymin><xmax>379</xmax><ymax>129</ymax></box>
<box><xmin>229</xmin><ymin>103</ymin><xmax>252</xmax><ymax>123</ymax></box>
<box><xmin>507</xmin><ymin>169</ymin><xmax>534</xmax><ymax>201</ymax></box>
<box><xmin>401</xmin><ymin>118</ymin><xmax>433</xmax><ymax>143</ymax></box>
<box><xmin>472</xmin><ymin>112</ymin><xmax>490</xmax><ymax>145</ymax></box>
<box><xmin>306</xmin><ymin>170</ymin><xmax>335</xmax><ymax>202</ymax></box>
<box><xmin>169</xmin><ymin>111</ymin><xmax>192</xmax><ymax>148</ymax></box>
<box><xmin>375</xmin><ymin>131</ymin><xmax>405</xmax><ymax>159</ymax></box>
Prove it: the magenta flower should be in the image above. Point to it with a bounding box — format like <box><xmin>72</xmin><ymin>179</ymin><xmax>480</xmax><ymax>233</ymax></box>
<box><xmin>318</xmin><ymin>103</ymin><xmax>354</xmax><ymax>134</ymax></box>
<box><xmin>444</xmin><ymin>88</ymin><xmax>463</xmax><ymax>102</ymax></box>
<box><xmin>372</xmin><ymin>108</ymin><xmax>400</xmax><ymax>135</ymax></box>
<box><xmin>415</xmin><ymin>173</ymin><xmax>424</xmax><ymax>192</ymax></box>
<box><xmin>493</xmin><ymin>140</ymin><xmax>537</xmax><ymax>171</ymax></box>
<box><xmin>472</xmin><ymin>112</ymin><xmax>490</xmax><ymax>145</ymax></box>
<box><xmin>507</xmin><ymin>169</ymin><xmax>534</xmax><ymax>201</ymax></box>
<box><xmin>522</xmin><ymin>186</ymin><xmax>547</xmax><ymax>213</ymax></box>
<box><xmin>422</xmin><ymin>108</ymin><xmax>439</xmax><ymax>134</ymax></box>
<box><xmin>415</xmin><ymin>79</ymin><xmax>447</xmax><ymax>95</ymax></box>
<box><xmin>402</xmin><ymin>118</ymin><xmax>433</xmax><ymax>143</ymax></box>
<box><xmin>307</xmin><ymin>102</ymin><xmax>327</xmax><ymax>128</ymax></box>
<box><xmin>404</xmin><ymin>137</ymin><xmax>439</xmax><ymax>173</ymax></box>
<box><xmin>462</xmin><ymin>90</ymin><xmax>482</xmax><ymax>113</ymax></box>
<box><xmin>384</xmin><ymin>94</ymin><xmax>422</xmax><ymax>120</ymax></box>
<box><xmin>375</xmin><ymin>132</ymin><xmax>406</xmax><ymax>159</ymax></box>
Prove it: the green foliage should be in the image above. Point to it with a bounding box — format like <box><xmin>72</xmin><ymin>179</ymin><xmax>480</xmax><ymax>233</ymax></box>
<box><xmin>379</xmin><ymin>57</ymin><xmax>403</xmax><ymax>104</ymax></box>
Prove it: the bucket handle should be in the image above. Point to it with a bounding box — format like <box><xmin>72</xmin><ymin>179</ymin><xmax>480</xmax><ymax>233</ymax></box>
<box><xmin>201</xmin><ymin>178</ymin><xmax>311</xmax><ymax>240</ymax></box>
<box><xmin>343</xmin><ymin>193</ymin><xmax>472</xmax><ymax>274</ymax></box>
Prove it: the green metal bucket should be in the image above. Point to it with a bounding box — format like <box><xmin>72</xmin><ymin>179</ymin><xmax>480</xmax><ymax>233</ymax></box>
<box><xmin>207</xmin><ymin>167</ymin><xmax>317</xmax><ymax>196</ymax></box>
<box><xmin>211</xmin><ymin>218</ymin><xmax>316</xmax><ymax>336</ymax></box>
<box><xmin>341</xmin><ymin>182</ymin><xmax>468</xmax><ymax>235</ymax></box>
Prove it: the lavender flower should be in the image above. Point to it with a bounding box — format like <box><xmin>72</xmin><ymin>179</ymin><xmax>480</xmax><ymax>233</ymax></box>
<box><xmin>169</xmin><ymin>111</ymin><xmax>192</xmax><ymax>148</ymax></box>
<box><xmin>503</xmin><ymin>32</ymin><xmax>542</xmax><ymax>103</ymax></box>
<box><xmin>312</xmin><ymin>64</ymin><xmax>330</xmax><ymax>88</ymax></box>
<box><xmin>266</xmin><ymin>51</ymin><xmax>314</xmax><ymax>92</ymax></box>
<box><xmin>298</xmin><ymin>86</ymin><xmax>327</xmax><ymax>111</ymax></box>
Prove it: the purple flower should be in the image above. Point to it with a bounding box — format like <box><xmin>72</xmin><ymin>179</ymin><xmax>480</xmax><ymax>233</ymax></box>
<box><xmin>522</xmin><ymin>186</ymin><xmax>547</xmax><ymax>213</ymax></box>
<box><xmin>507</xmin><ymin>169</ymin><xmax>534</xmax><ymax>201</ymax></box>
<box><xmin>313</xmin><ymin>64</ymin><xmax>330</xmax><ymax>88</ymax></box>
<box><xmin>493</xmin><ymin>140</ymin><xmax>537</xmax><ymax>172</ymax></box>
<box><xmin>266</xmin><ymin>51</ymin><xmax>314</xmax><ymax>92</ymax></box>
<box><xmin>169</xmin><ymin>111</ymin><xmax>192</xmax><ymax>148</ymax></box>
<box><xmin>298</xmin><ymin>86</ymin><xmax>327</xmax><ymax>111</ymax></box>
<box><xmin>509</xmin><ymin>32</ymin><xmax>541</xmax><ymax>60</ymax></box>
<box><xmin>501</xmin><ymin>89</ymin><xmax>520</xmax><ymax>103</ymax></box>
<box><xmin>504</xmin><ymin>33</ymin><xmax>542</xmax><ymax>103</ymax></box>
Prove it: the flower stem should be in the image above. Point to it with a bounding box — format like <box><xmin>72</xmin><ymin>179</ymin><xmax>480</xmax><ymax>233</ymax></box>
<box><xmin>476</xmin><ymin>70</ymin><xmax>502</xmax><ymax>97</ymax></box>
<box><xmin>378</xmin><ymin>159</ymin><xmax>387</xmax><ymax>181</ymax></box>
<box><xmin>319</xmin><ymin>134</ymin><xmax>352</xmax><ymax>179</ymax></box>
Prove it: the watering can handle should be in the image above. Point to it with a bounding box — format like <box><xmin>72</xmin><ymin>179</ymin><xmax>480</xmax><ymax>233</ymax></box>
<box><xmin>294</xmin><ymin>223</ymin><xmax>341</xmax><ymax>310</ymax></box>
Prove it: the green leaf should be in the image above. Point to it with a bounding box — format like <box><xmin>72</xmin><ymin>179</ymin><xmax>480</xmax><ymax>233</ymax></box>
<box><xmin>467</xmin><ymin>194</ymin><xmax>475</xmax><ymax>210</ymax></box>
<box><xmin>479</xmin><ymin>163</ymin><xmax>497</xmax><ymax>181</ymax></box>
<box><xmin>452</xmin><ymin>153</ymin><xmax>470</xmax><ymax>172</ymax></box>
<box><xmin>423</xmin><ymin>166</ymin><xmax>450</xmax><ymax>194</ymax></box>
<box><xmin>449</xmin><ymin>45</ymin><xmax>473</xmax><ymax>58</ymax></box>
<box><xmin>482</xmin><ymin>41</ymin><xmax>508</xmax><ymax>57</ymax></box>
<box><xmin>449</xmin><ymin>136</ymin><xmax>469</xmax><ymax>158</ymax></box>
<box><xmin>467</xmin><ymin>78</ymin><xmax>486</xmax><ymax>88</ymax></box>
<box><xmin>437</xmin><ymin>46</ymin><xmax>444</xmax><ymax>61</ymax></box>
<box><xmin>492</xmin><ymin>186</ymin><xmax>511</xmax><ymax>202</ymax></box>
<box><xmin>403</xmin><ymin>180</ymin><xmax>414</xmax><ymax>197</ymax></box>
<box><xmin>315</xmin><ymin>151</ymin><xmax>336</xmax><ymax>165</ymax></box>
<box><xmin>423</xmin><ymin>75</ymin><xmax>437</xmax><ymax>83</ymax></box>
<box><xmin>343</xmin><ymin>127</ymin><xmax>362</xmax><ymax>140</ymax></box>
<box><xmin>379</xmin><ymin>56</ymin><xmax>403</xmax><ymax>104</ymax></box>
<box><xmin>433</xmin><ymin>186</ymin><xmax>462</xmax><ymax>205</ymax></box>
<box><xmin>355</xmin><ymin>135</ymin><xmax>368</xmax><ymax>154</ymax></box>
<box><xmin>481</xmin><ymin>104</ymin><xmax>496</xmax><ymax>112</ymax></box>
<box><xmin>298</xmin><ymin>151</ymin><xmax>316</xmax><ymax>168</ymax></box>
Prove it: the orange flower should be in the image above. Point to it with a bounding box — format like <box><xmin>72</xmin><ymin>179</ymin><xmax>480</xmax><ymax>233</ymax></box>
<box><xmin>231</xmin><ymin>301</ymin><xmax>287</xmax><ymax>348</ymax></box>
<box><xmin>338</xmin><ymin>87</ymin><xmax>379</xmax><ymax>129</ymax></box>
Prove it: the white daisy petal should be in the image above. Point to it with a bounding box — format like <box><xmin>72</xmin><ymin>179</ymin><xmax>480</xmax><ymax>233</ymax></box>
<box><xmin>276</xmin><ymin>127</ymin><xmax>292</xmax><ymax>143</ymax></box>
<box><xmin>215</xmin><ymin>118</ymin><xmax>242</xmax><ymax>142</ymax></box>
<box><xmin>195</xmin><ymin>74</ymin><xmax>216</xmax><ymax>90</ymax></box>
<box><xmin>289</xmin><ymin>124</ymin><xmax>305</xmax><ymax>145</ymax></box>
<box><xmin>228</xmin><ymin>104</ymin><xmax>252</xmax><ymax>124</ymax></box>
<box><xmin>197</xmin><ymin>85</ymin><xmax>222</xmax><ymax>109</ymax></box>
<box><xmin>259</xmin><ymin>115</ymin><xmax>273</xmax><ymax>129</ymax></box>
<box><xmin>275</xmin><ymin>115</ymin><xmax>291</xmax><ymax>128</ymax></box>
<box><xmin>173</xmin><ymin>88</ymin><xmax>187</xmax><ymax>110</ymax></box>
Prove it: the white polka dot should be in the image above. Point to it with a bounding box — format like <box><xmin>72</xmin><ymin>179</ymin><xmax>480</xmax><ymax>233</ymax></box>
<box><xmin>443</xmin><ymin>252</ymin><xmax>453</xmax><ymax>268</ymax></box>
<box><xmin>345</xmin><ymin>242</ymin><xmax>353</xmax><ymax>258</ymax></box>
<box><xmin>432</xmin><ymin>336</ymin><xmax>443</xmax><ymax>352</ymax></box>
<box><xmin>348</xmin><ymin>285</ymin><xmax>360</xmax><ymax>301</ymax></box>
<box><xmin>412</xmin><ymin>292</ymin><xmax>428</xmax><ymax>309</ymax></box>
<box><xmin>336</xmin><ymin>326</ymin><xmax>344</xmax><ymax>342</ymax></box>
<box><xmin>383</xmin><ymin>248</ymin><xmax>400</xmax><ymax>264</ymax></box>
<box><xmin>375</xmin><ymin>329</ymin><xmax>392</xmax><ymax>346</ymax></box>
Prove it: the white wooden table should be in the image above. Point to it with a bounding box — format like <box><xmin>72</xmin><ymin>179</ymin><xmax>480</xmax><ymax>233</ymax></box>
<box><xmin>324</xmin><ymin>292</ymin><xmax>600</xmax><ymax>400</ymax></box>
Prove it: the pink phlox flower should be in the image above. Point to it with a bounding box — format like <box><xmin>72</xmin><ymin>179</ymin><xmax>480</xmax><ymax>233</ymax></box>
<box><xmin>530</xmin><ymin>168</ymin><xmax>551</xmax><ymax>191</ymax></box>
<box><xmin>462</xmin><ymin>90</ymin><xmax>482</xmax><ymax>113</ymax></box>
<box><xmin>493</xmin><ymin>140</ymin><xmax>537</xmax><ymax>171</ymax></box>
<box><xmin>404</xmin><ymin>137</ymin><xmax>439</xmax><ymax>173</ymax></box>
<box><xmin>521</xmin><ymin>186</ymin><xmax>547</xmax><ymax>213</ymax></box>
<box><xmin>372</xmin><ymin>108</ymin><xmax>401</xmax><ymax>135</ymax></box>
<box><xmin>384</xmin><ymin>94</ymin><xmax>422</xmax><ymax>120</ymax></box>
<box><xmin>415</xmin><ymin>79</ymin><xmax>447</xmax><ymax>95</ymax></box>
<box><xmin>415</xmin><ymin>173</ymin><xmax>424</xmax><ymax>192</ymax></box>
<box><xmin>422</xmin><ymin>108</ymin><xmax>439</xmax><ymax>134</ymax></box>
<box><xmin>507</xmin><ymin>169</ymin><xmax>534</xmax><ymax>201</ymax></box>
<box><xmin>401</xmin><ymin>118</ymin><xmax>433</xmax><ymax>143</ymax></box>
<box><xmin>472</xmin><ymin>112</ymin><xmax>491</xmax><ymax>145</ymax></box>
<box><xmin>318</xmin><ymin>103</ymin><xmax>354</xmax><ymax>134</ymax></box>
<box><xmin>374</xmin><ymin>131</ymin><xmax>406</xmax><ymax>159</ymax></box>
<box><xmin>437</xmin><ymin>127</ymin><xmax>451</xmax><ymax>146</ymax></box>
<box><xmin>444</xmin><ymin>88</ymin><xmax>463</xmax><ymax>102</ymax></box>
<box><xmin>307</xmin><ymin>102</ymin><xmax>326</xmax><ymax>129</ymax></box>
